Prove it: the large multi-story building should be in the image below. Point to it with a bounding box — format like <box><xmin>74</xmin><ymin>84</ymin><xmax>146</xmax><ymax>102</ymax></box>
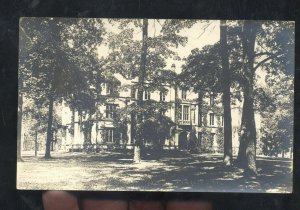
<box><xmin>59</xmin><ymin>71</ymin><xmax>261</xmax><ymax>155</ymax></box>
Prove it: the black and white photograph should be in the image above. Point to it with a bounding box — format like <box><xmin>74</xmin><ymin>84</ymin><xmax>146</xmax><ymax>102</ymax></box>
<box><xmin>17</xmin><ymin>18</ymin><xmax>294</xmax><ymax>192</ymax></box>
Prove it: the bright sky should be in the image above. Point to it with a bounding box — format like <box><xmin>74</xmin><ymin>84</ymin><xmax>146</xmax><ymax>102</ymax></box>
<box><xmin>97</xmin><ymin>19</ymin><xmax>220</xmax><ymax>73</ymax></box>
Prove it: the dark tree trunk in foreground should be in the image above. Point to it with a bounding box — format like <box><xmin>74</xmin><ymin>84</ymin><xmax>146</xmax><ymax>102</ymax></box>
<box><xmin>45</xmin><ymin>94</ymin><xmax>54</xmax><ymax>159</ymax></box>
<box><xmin>237</xmin><ymin>100</ymin><xmax>247</xmax><ymax>164</ymax></box>
<box><xmin>220</xmin><ymin>20</ymin><xmax>233</xmax><ymax>166</ymax></box>
<box><xmin>17</xmin><ymin>91</ymin><xmax>23</xmax><ymax>161</ymax></box>
<box><xmin>238</xmin><ymin>85</ymin><xmax>257</xmax><ymax>175</ymax></box>
<box><xmin>134</xmin><ymin>19</ymin><xmax>148</xmax><ymax>163</ymax></box>
<box><xmin>237</xmin><ymin>21</ymin><xmax>260</xmax><ymax>175</ymax></box>
<box><xmin>83</xmin><ymin>122</ymin><xmax>92</xmax><ymax>146</ymax></box>
<box><xmin>83</xmin><ymin>112</ymin><xmax>93</xmax><ymax>147</ymax></box>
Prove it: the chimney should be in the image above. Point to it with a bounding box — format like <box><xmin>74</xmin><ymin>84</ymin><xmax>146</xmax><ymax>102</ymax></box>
<box><xmin>171</xmin><ymin>63</ymin><xmax>176</xmax><ymax>72</ymax></box>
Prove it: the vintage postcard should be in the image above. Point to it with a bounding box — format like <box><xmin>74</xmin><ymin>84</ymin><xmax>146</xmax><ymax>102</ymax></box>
<box><xmin>17</xmin><ymin>18</ymin><xmax>294</xmax><ymax>192</ymax></box>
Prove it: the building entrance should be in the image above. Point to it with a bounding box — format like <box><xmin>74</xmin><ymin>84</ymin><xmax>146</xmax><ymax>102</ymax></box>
<box><xmin>178</xmin><ymin>131</ymin><xmax>188</xmax><ymax>150</ymax></box>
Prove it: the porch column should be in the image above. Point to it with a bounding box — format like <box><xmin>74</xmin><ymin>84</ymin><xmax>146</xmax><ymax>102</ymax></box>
<box><xmin>127</xmin><ymin>121</ymin><xmax>132</xmax><ymax>145</ymax></box>
<box><xmin>174</xmin><ymin>131</ymin><xmax>179</xmax><ymax>148</ymax></box>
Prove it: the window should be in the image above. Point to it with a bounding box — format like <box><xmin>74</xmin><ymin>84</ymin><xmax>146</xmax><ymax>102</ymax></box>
<box><xmin>131</xmin><ymin>87</ymin><xmax>136</xmax><ymax>99</ymax></box>
<box><xmin>178</xmin><ymin>106</ymin><xmax>182</xmax><ymax>120</ymax></box>
<box><xmin>209</xmin><ymin>113</ymin><xmax>215</xmax><ymax>126</ymax></box>
<box><xmin>198</xmin><ymin>132</ymin><xmax>202</xmax><ymax>146</ymax></box>
<box><xmin>210</xmin><ymin>94</ymin><xmax>215</xmax><ymax>106</ymax></box>
<box><xmin>104</xmin><ymin>129</ymin><xmax>114</xmax><ymax>143</ymax></box>
<box><xmin>106</xmin><ymin>83</ymin><xmax>112</xmax><ymax>95</ymax></box>
<box><xmin>160</xmin><ymin>91</ymin><xmax>166</xmax><ymax>101</ymax></box>
<box><xmin>106</xmin><ymin>104</ymin><xmax>117</xmax><ymax>119</ymax></box>
<box><xmin>210</xmin><ymin>133</ymin><xmax>217</xmax><ymax>151</ymax></box>
<box><xmin>198</xmin><ymin>111</ymin><xmax>202</xmax><ymax>127</ymax></box>
<box><xmin>210</xmin><ymin>133</ymin><xmax>215</xmax><ymax>144</ymax></box>
<box><xmin>160</xmin><ymin>109</ymin><xmax>166</xmax><ymax>116</ymax></box>
<box><xmin>182</xmin><ymin>105</ymin><xmax>189</xmax><ymax>121</ymax></box>
<box><xmin>144</xmin><ymin>90</ymin><xmax>150</xmax><ymax>100</ymax></box>
<box><xmin>182</xmin><ymin>89</ymin><xmax>187</xmax><ymax>100</ymax></box>
<box><xmin>191</xmin><ymin>108</ymin><xmax>195</xmax><ymax>123</ymax></box>
<box><xmin>106</xmin><ymin>83</ymin><xmax>116</xmax><ymax>95</ymax></box>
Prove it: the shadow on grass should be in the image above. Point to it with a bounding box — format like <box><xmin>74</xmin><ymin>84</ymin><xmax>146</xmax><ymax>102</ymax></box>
<box><xmin>86</xmin><ymin>151</ymin><xmax>291</xmax><ymax>192</ymax></box>
<box><xmin>21</xmin><ymin>150</ymin><xmax>292</xmax><ymax>192</ymax></box>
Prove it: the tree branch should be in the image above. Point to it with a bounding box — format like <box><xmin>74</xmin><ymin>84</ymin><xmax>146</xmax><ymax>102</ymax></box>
<box><xmin>254</xmin><ymin>52</ymin><xmax>272</xmax><ymax>57</ymax></box>
<box><xmin>254</xmin><ymin>53</ymin><xmax>284</xmax><ymax>71</ymax></box>
<box><xmin>254</xmin><ymin>51</ymin><xmax>281</xmax><ymax>57</ymax></box>
<box><xmin>254</xmin><ymin>56</ymin><xmax>273</xmax><ymax>71</ymax></box>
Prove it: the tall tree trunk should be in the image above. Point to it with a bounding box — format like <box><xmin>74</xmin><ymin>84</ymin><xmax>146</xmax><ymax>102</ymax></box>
<box><xmin>134</xmin><ymin>19</ymin><xmax>148</xmax><ymax>163</ymax></box>
<box><xmin>220</xmin><ymin>20</ymin><xmax>233</xmax><ymax>166</ymax></box>
<box><xmin>45</xmin><ymin>94</ymin><xmax>54</xmax><ymax>159</ymax></box>
<box><xmin>17</xmin><ymin>91</ymin><xmax>23</xmax><ymax>161</ymax></box>
<box><xmin>239</xmin><ymin>85</ymin><xmax>257</xmax><ymax>175</ymax></box>
<box><xmin>197</xmin><ymin>92</ymin><xmax>203</xmax><ymax>149</ymax></box>
<box><xmin>237</xmin><ymin>21</ymin><xmax>260</xmax><ymax>175</ymax></box>
<box><xmin>174</xmin><ymin>85</ymin><xmax>179</xmax><ymax>124</ymax></box>
<box><xmin>237</xmin><ymin>100</ymin><xmax>247</xmax><ymax>165</ymax></box>
<box><xmin>35</xmin><ymin>130</ymin><xmax>38</xmax><ymax>157</ymax></box>
<box><xmin>83</xmin><ymin>111</ymin><xmax>92</xmax><ymax>151</ymax></box>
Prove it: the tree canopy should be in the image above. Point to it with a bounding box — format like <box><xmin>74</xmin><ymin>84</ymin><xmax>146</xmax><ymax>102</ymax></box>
<box><xmin>19</xmin><ymin>18</ymin><xmax>106</xmax><ymax>158</ymax></box>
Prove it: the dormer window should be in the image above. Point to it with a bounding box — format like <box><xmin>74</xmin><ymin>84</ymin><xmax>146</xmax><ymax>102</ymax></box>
<box><xmin>131</xmin><ymin>87</ymin><xmax>136</xmax><ymax>99</ymax></box>
<box><xmin>209</xmin><ymin>113</ymin><xmax>215</xmax><ymax>126</ymax></box>
<box><xmin>106</xmin><ymin>104</ymin><xmax>117</xmax><ymax>119</ymax></box>
<box><xmin>106</xmin><ymin>83</ymin><xmax>114</xmax><ymax>95</ymax></box>
<box><xmin>160</xmin><ymin>91</ymin><xmax>166</xmax><ymax>101</ymax></box>
<box><xmin>144</xmin><ymin>90</ymin><xmax>150</xmax><ymax>100</ymax></box>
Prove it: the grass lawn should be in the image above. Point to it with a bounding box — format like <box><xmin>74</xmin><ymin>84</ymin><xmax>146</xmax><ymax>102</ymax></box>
<box><xmin>17</xmin><ymin>151</ymin><xmax>292</xmax><ymax>192</ymax></box>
